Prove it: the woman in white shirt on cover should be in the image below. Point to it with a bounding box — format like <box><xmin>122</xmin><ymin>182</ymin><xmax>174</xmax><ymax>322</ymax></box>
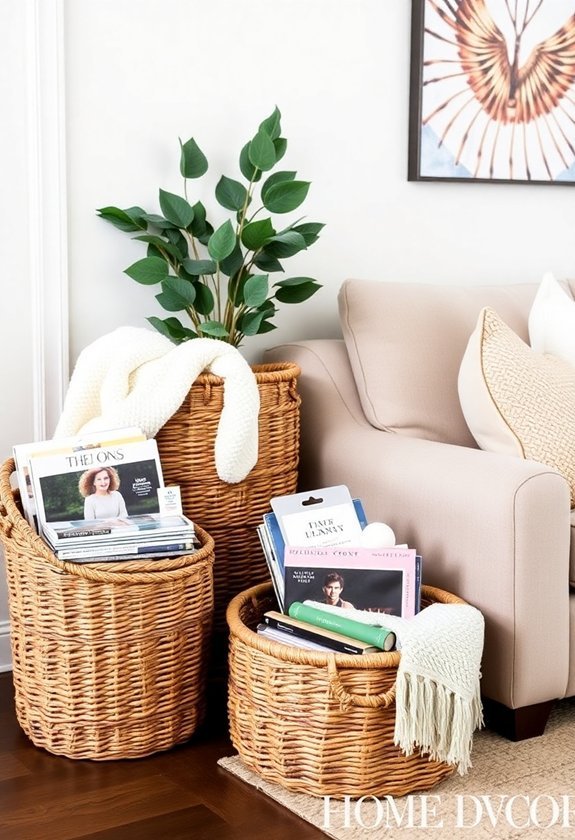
<box><xmin>79</xmin><ymin>466</ymin><xmax>128</xmax><ymax>519</ymax></box>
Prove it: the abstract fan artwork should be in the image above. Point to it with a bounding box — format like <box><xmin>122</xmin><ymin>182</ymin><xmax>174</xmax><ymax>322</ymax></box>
<box><xmin>408</xmin><ymin>0</ymin><xmax>575</xmax><ymax>183</ymax></box>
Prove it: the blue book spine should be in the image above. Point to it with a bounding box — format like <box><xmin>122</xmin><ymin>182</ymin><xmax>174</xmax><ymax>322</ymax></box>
<box><xmin>415</xmin><ymin>554</ymin><xmax>422</xmax><ymax>614</ymax></box>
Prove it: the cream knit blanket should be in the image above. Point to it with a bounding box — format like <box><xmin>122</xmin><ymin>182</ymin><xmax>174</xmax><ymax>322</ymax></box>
<box><xmin>305</xmin><ymin>600</ymin><xmax>484</xmax><ymax>775</ymax></box>
<box><xmin>54</xmin><ymin>327</ymin><xmax>260</xmax><ymax>484</ymax></box>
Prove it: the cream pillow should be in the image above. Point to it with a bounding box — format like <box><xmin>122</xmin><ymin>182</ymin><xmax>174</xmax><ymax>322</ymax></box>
<box><xmin>458</xmin><ymin>306</ymin><xmax>575</xmax><ymax>507</ymax></box>
<box><xmin>528</xmin><ymin>272</ymin><xmax>575</xmax><ymax>365</ymax></box>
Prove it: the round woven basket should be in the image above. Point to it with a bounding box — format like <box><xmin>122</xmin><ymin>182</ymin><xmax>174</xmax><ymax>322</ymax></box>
<box><xmin>155</xmin><ymin>362</ymin><xmax>300</xmax><ymax>634</ymax></box>
<box><xmin>227</xmin><ymin>582</ymin><xmax>465</xmax><ymax>798</ymax></box>
<box><xmin>0</xmin><ymin>457</ymin><xmax>215</xmax><ymax>761</ymax></box>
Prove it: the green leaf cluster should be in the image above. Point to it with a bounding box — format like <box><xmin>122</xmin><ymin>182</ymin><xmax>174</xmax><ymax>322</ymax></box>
<box><xmin>97</xmin><ymin>107</ymin><xmax>323</xmax><ymax>347</ymax></box>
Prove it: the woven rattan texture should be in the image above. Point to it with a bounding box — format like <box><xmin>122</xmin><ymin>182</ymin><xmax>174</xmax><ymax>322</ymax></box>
<box><xmin>155</xmin><ymin>363</ymin><xmax>300</xmax><ymax>631</ymax></box>
<box><xmin>227</xmin><ymin>582</ymin><xmax>464</xmax><ymax>798</ymax></box>
<box><xmin>0</xmin><ymin>458</ymin><xmax>215</xmax><ymax>761</ymax></box>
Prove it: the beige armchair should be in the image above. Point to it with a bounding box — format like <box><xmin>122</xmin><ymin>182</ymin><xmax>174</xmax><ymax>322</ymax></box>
<box><xmin>265</xmin><ymin>279</ymin><xmax>575</xmax><ymax>741</ymax></box>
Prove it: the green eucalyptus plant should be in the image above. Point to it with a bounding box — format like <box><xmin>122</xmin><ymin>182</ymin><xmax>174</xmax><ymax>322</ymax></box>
<box><xmin>97</xmin><ymin>107</ymin><xmax>323</xmax><ymax>348</ymax></box>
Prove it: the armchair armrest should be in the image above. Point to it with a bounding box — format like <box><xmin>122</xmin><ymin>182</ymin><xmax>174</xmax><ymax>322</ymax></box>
<box><xmin>265</xmin><ymin>340</ymin><xmax>571</xmax><ymax>709</ymax></box>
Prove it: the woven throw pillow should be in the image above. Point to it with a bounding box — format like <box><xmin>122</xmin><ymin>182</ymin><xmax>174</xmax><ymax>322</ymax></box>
<box><xmin>458</xmin><ymin>306</ymin><xmax>575</xmax><ymax>507</ymax></box>
<box><xmin>528</xmin><ymin>272</ymin><xmax>575</xmax><ymax>366</ymax></box>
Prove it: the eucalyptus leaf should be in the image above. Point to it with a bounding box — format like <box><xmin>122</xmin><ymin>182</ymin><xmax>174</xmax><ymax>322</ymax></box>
<box><xmin>261</xmin><ymin>171</ymin><xmax>296</xmax><ymax>204</ymax></box>
<box><xmin>215</xmin><ymin>176</ymin><xmax>248</xmax><ymax>212</ymax></box>
<box><xmin>124</xmin><ymin>256</ymin><xmax>170</xmax><ymax>285</ymax></box>
<box><xmin>265</xmin><ymin>231</ymin><xmax>307</xmax><ymax>259</ymax></box>
<box><xmin>259</xmin><ymin>298</ymin><xmax>276</xmax><ymax>314</ymax></box>
<box><xmin>256</xmin><ymin>319</ymin><xmax>277</xmax><ymax>334</ymax></box>
<box><xmin>263</xmin><ymin>181</ymin><xmax>310</xmax><ymax>214</ymax></box>
<box><xmin>292</xmin><ymin>221</ymin><xmax>325</xmax><ymax>246</ymax></box>
<box><xmin>198</xmin><ymin>320</ymin><xmax>230</xmax><ymax>338</ymax></box>
<box><xmin>259</xmin><ymin>106</ymin><xmax>282</xmax><ymax>141</ymax></box>
<box><xmin>239</xmin><ymin>142</ymin><xmax>263</xmax><ymax>183</ymax></box>
<box><xmin>179</xmin><ymin>137</ymin><xmax>208</xmax><ymax>178</ymax></box>
<box><xmin>274</xmin><ymin>276</ymin><xmax>321</xmax><ymax>303</ymax></box>
<box><xmin>159</xmin><ymin>189</ymin><xmax>194</xmax><ymax>228</ymax></box>
<box><xmin>183</xmin><ymin>258</ymin><xmax>217</xmax><ymax>275</ymax></box>
<box><xmin>237</xmin><ymin>310</ymin><xmax>267</xmax><ymax>336</ymax></box>
<box><xmin>243</xmin><ymin>274</ymin><xmax>269</xmax><ymax>308</ymax></box>
<box><xmin>190</xmin><ymin>201</ymin><xmax>211</xmax><ymax>241</ymax></box>
<box><xmin>155</xmin><ymin>276</ymin><xmax>196</xmax><ymax>311</ymax></box>
<box><xmin>148</xmin><ymin>316</ymin><xmax>197</xmax><ymax>342</ymax></box>
<box><xmin>125</xmin><ymin>206</ymin><xmax>148</xmax><ymax>226</ymax></box>
<box><xmin>208</xmin><ymin>220</ymin><xmax>236</xmax><ymax>262</ymax></box>
<box><xmin>96</xmin><ymin>206</ymin><xmax>147</xmax><ymax>232</ymax></box>
<box><xmin>191</xmin><ymin>282</ymin><xmax>215</xmax><ymax>316</ymax></box>
<box><xmin>241</xmin><ymin>218</ymin><xmax>275</xmax><ymax>251</ymax></box>
<box><xmin>248</xmin><ymin>130</ymin><xmax>276</xmax><ymax>171</ymax></box>
<box><xmin>140</xmin><ymin>213</ymin><xmax>177</xmax><ymax>230</ymax></box>
<box><xmin>254</xmin><ymin>252</ymin><xmax>284</xmax><ymax>273</ymax></box>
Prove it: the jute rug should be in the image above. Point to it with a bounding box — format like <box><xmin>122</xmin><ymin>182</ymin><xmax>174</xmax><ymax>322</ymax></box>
<box><xmin>219</xmin><ymin>697</ymin><xmax>575</xmax><ymax>839</ymax></box>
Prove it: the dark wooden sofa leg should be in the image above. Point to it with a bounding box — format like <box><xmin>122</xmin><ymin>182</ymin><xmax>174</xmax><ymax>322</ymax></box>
<box><xmin>482</xmin><ymin>698</ymin><xmax>554</xmax><ymax>741</ymax></box>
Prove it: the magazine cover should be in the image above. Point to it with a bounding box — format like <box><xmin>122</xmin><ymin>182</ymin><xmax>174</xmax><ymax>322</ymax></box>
<box><xmin>263</xmin><ymin>498</ymin><xmax>368</xmax><ymax>577</ymax></box>
<box><xmin>271</xmin><ymin>485</ymin><xmax>365</xmax><ymax>548</ymax></box>
<box><xmin>30</xmin><ymin>438</ymin><xmax>164</xmax><ymax>529</ymax></box>
<box><xmin>13</xmin><ymin>426</ymin><xmax>146</xmax><ymax>530</ymax></box>
<box><xmin>283</xmin><ymin>545</ymin><xmax>418</xmax><ymax>618</ymax></box>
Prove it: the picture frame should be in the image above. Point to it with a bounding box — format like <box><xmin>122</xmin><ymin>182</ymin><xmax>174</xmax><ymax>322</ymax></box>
<box><xmin>408</xmin><ymin>0</ymin><xmax>575</xmax><ymax>185</ymax></box>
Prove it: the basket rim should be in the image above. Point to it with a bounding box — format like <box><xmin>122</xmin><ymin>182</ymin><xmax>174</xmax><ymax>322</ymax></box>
<box><xmin>226</xmin><ymin>581</ymin><xmax>466</xmax><ymax>670</ymax></box>
<box><xmin>190</xmin><ymin>361</ymin><xmax>300</xmax><ymax>387</ymax></box>
<box><xmin>0</xmin><ymin>457</ymin><xmax>214</xmax><ymax>583</ymax></box>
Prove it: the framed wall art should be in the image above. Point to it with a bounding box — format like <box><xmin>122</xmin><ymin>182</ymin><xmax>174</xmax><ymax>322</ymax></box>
<box><xmin>408</xmin><ymin>0</ymin><xmax>575</xmax><ymax>184</ymax></box>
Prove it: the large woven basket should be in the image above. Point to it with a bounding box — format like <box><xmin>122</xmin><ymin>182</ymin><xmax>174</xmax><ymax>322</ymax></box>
<box><xmin>0</xmin><ymin>457</ymin><xmax>215</xmax><ymax>761</ymax></box>
<box><xmin>227</xmin><ymin>582</ymin><xmax>465</xmax><ymax>798</ymax></box>
<box><xmin>155</xmin><ymin>362</ymin><xmax>300</xmax><ymax>634</ymax></box>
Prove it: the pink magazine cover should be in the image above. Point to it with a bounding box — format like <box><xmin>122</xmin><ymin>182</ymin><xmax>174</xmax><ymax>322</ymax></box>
<box><xmin>283</xmin><ymin>545</ymin><xmax>418</xmax><ymax>618</ymax></box>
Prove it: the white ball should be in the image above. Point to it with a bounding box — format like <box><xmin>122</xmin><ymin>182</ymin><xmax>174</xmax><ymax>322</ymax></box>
<box><xmin>360</xmin><ymin>522</ymin><xmax>396</xmax><ymax>548</ymax></box>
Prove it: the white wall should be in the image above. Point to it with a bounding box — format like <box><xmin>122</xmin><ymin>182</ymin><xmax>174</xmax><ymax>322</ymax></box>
<box><xmin>0</xmin><ymin>0</ymin><xmax>68</xmax><ymax>670</ymax></box>
<box><xmin>64</xmin><ymin>0</ymin><xmax>575</xmax><ymax>367</ymax></box>
<box><xmin>0</xmin><ymin>1</ymin><xmax>35</xmax><ymax>670</ymax></box>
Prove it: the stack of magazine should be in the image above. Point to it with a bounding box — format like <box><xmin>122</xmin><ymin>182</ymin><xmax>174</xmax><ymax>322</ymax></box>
<box><xmin>256</xmin><ymin>485</ymin><xmax>422</xmax><ymax>655</ymax></box>
<box><xmin>13</xmin><ymin>426</ymin><xmax>198</xmax><ymax>563</ymax></box>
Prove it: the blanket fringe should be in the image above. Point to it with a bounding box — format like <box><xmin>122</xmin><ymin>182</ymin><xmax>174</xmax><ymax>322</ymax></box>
<box><xmin>394</xmin><ymin>671</ymin><xmax>484</xmax><ymax>775</ymax></box>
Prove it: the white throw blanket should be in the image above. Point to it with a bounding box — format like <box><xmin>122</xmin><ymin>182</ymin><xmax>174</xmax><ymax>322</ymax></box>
<box><xmin>305</xmin><ymin>599</ymin><xmax>484</xmax><ymax>775</ymax></box>
<box><xmin>55</xmin><ymin>327</ymin><xmax>260</xmax><ymax>484</ymax></box>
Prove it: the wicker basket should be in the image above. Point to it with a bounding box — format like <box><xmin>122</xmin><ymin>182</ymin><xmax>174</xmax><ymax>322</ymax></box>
<box><xmin>227</xmin><ymin>582</ymin><xmax>465</xmax><ymax>798</ymax></box>
<box><xmin>0</xmin><ymin>457</ymin><xmax>215</xmax><ymax>761</ymax></box>
<box><xmin>155</xmin><ymin>362</ymin><xmax>300</xmax><ymax>632</ymax></box>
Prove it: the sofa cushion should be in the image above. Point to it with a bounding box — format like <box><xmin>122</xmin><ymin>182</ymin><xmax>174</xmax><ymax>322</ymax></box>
<box><xmin>458</xmin><ymin>306</ymin><xmax>575</xmax><ymax>507</ymax></box>
<box><xmin>529</xmin><ymin>272</ymin><xmax>575</xmax><ymax>366</ymax></box>
<box><xmin>571</xmin><ymin>510</ymin><xmax>575</xmax><ymax>587</ymax></box>
<box><xmin>338</xmin><ymin>279</ymin><xmax>539</xmax><ymax>446</ymax></box>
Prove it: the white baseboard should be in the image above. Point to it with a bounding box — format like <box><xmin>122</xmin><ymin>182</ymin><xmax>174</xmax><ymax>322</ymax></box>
<box><xmin>0</xmin><ymin>621</ymin><xmax>12</xmax><ymax>672</ymax></box>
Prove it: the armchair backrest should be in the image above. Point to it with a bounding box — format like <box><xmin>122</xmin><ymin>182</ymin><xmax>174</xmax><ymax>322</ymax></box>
<box><xmin>338</xmin><ymin>279</ymin><xmax>575</xmax><ymax>447</ymax></box>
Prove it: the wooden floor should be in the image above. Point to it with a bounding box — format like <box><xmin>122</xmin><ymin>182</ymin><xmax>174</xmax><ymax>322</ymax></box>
<box><xmin>0</xmin><ymin>672</ymin><xmax>325</xmax><ymax>840</ymax></box>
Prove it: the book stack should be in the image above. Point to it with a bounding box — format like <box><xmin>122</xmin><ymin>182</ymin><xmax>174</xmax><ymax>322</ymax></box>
<box><xmin>256</xmin><ymin>485</ymin><xmax>423</xmax><ymax>655</ymax></box>
<box><xmin>42</xmin><ymin>513</ymin><xmax>197</xmax><ymax>563</ymax></box>
<box><xmin>13</xmin><ymin>427</ymin><xmax>198</xmax><ymax>563</ymax></box>
<box><xmin>258</xmin><ymin>606</ymin><xmax>396</xmax><ymax>655</ymax></box>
